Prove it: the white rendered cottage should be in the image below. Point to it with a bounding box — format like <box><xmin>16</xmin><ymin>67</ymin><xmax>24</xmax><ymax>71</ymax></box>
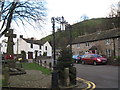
<box><xmin>1</xmin><ymin>35</ymin><xmax>52</xmax><ymax>61</ymax></box>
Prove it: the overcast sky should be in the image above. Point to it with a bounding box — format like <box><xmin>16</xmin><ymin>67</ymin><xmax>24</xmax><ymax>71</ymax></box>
<box><xmin>0</xmin><ymin>0</ymin><xmax>120</xmax><ymax>41</ymax></box>
<box><xmin>46</xmin><ymin>0</ymin><xmax>119</xmax><ymax>23</ymax></box>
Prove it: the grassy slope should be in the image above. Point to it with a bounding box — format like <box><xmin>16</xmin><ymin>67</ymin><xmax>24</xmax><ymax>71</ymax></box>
<box><xmin>40</xmin><ymin>17</ymin><xmax>120</xmax><ymax>48</ymax></box>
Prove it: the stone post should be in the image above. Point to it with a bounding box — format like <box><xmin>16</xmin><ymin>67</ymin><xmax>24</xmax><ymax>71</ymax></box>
<box><xmin>64</xmin><ymin>68</ymin><xmax>70</xmax><ymax>87</ymax></box>
<box><xmin>3</xmin><ymin>67</ymin><xmax>10</xmax><ymax>86</ymax></box>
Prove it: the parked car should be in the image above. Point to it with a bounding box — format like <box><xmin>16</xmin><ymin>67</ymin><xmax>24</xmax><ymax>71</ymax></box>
<box><xmin>72</xmin><ymin>55</ymin><xmax>82</xmax><ymax>63</ymax></box>
<box><xmin>81</xmin><ymin>54</ymin><xmax>107</xmax><ymax>65</ymax></box>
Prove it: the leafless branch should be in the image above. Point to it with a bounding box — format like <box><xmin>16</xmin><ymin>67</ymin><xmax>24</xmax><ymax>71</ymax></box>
<box><xmin>0</xmin><ymin>0</ymin><xmax>47</xmax><ymax>37</ymax></box>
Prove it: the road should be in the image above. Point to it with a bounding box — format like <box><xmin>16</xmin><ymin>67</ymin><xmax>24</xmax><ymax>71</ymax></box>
<box><xmin>74</xmin><ymin>64</ymin><xmax>119</xmax><ymax>88</ymax></box>
<box><xmin>41</xmin><ymin>59</ymin><xmax>119</xmax><ymax>88</ymax></box>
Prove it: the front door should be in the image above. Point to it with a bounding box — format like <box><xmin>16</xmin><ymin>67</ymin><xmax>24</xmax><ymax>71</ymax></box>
<box><xmin>92</xmin><ymin>50</ymin><xmax>95</xmax><ymax>54</ymax></box>
<box><xmin>28</xmin><ymin>52</ymin><xmax>33</xmax><ymax>59</ymax></box>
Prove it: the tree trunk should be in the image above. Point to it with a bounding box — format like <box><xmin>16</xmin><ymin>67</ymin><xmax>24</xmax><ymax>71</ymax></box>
<box><xmin>1</xmin><ymin>2</ymin><xmax>18</xmax><ymax>36</ymax></box>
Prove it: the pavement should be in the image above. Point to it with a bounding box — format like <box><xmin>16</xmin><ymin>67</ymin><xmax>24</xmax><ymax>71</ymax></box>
<box><xmin>1</xmin><ymin>58</ymin><xmax>95</xmax><ymax>89</ymax></box>
<box><xmin>8</xmin><ymin>70</ymin><xmax>51</xmax><ymax>88</ymax></box>
<box><xmin>1</xmin><ymin>70</ymin><xmax>90</xmax><ymax>89</ymax></box>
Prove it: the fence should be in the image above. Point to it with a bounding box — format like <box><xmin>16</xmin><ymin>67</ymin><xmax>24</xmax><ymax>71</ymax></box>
<box><xmin>35</xmin><ymin>60</ymin><xmax>53</xmax><ymax>70</ymax></box>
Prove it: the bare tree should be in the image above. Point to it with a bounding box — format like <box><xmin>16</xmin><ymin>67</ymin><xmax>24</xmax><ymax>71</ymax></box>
<box><xmin>108</xmin><ymin>2</ymin><xmax>120</xmax><ymax>18</ymax></box>
<box><xmin>117</xmin><ymin>1</ymin><xmax>120</xmax><ymax>17</ymax></box>
<box><xmin>0</xmin><ymin>0</ymin><xmax>47</xmax><ymax>37</ymax></box>
<box><xmin>80</xmin><ymin>14</ymin><xmax>89</xmax><ymax>22</ymax></box>
<box><xmin>108</xmin><ymin>4</ymin><xmax>117</xmax><ymax>18</ymax></box>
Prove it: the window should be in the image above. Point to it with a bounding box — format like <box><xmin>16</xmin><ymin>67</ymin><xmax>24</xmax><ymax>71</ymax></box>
<box><xmin>45</xmin><ymin>46</ymin><xmax>47</xmax><ymax>50</ymax></box>
<box><xmin>77</xmin><ymin>44</ymin><xmax>80</xmax><ymax>47</ymax></box>
<box><xmin>105</xmin><ymin>49</ymin><xmax>111</xmax><ymax>57</ymax></box>
<box><xmin>85</xmin><ymin>51</ymin><xmax>89</xmax><ymax>54</ymax></box>
<box><xmin>105</xmin><ymin>39</ymin><xmax>110</xmax><ymax>45</ymax></box>
<box><xmin>39</xmin><ymin>51</ymin><xmax>41</xmax><ymax>56</ymax></box>
<box><xmin>31</xmin><ymin>44</ymin><xmax>33</xmax><ymax>48</ymax></box>
<box><xmin>39</xmin><ymin>45</ymin><xmax>41</xmax><ymax>49</ymax></box>
<box><xmin>84</xmin><ymin>55</ymin><xmax>90</xmax><ymax>58</ymax></box>
<box><xmin>86</xmin><ymin>42</ymin><xmax>90</xmax><ymax>47</ymax></box>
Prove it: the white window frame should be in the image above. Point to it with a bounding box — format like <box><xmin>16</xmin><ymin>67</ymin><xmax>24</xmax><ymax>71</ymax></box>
<box><xmin>77</xmin><ymin>43</ymin><xmax>80</xmax><ymax>48</ymax></box>
<box><xmin>105</xmin><ymin>39</ymin><xmax>110</xmax><ymax>45</ymax></box>
<box><xmin>106</xmin><ymin>49</ymin><xmax>111</xmax><ymax>57</ymax></box>
<box><xmin>85</xmin><ymin>42</ymin><xmax>90</xmax><ymax>47</ymax></box>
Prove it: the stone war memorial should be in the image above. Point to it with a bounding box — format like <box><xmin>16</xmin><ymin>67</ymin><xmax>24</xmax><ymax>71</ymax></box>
<box><xmin>5</xmin><ymin>29</ymin><xmax>16</xmax><ymax>68</ymax></box>
<box><xmin>2</xmin><ymin>29</ymin><xmax>26</xmax><ymax>86</ymax></box>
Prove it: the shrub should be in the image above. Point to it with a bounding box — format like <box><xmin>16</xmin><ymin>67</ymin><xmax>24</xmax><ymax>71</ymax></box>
<box><xmin>107</xmin><ymin>56</ymin><xmax>120</xmax><ymax>65</ymax></box>
<box><xmin>21</xmin><ymin>50</ymin><xmax>27</xmax><ymax>62</ymax></box>
<box><xmin>57</xmin><ymin>48</ymin><xmax>74</xmax><ymax>69</ymax></box>
<box><xmin>56</xmin><ymin>48</ymin><xmax>75</xmax><ymax>86</ymax></box>
<box><xmin>43</xmin><ymin>52</ymin><xmax>47</xmax><ymax>56</ymax></box>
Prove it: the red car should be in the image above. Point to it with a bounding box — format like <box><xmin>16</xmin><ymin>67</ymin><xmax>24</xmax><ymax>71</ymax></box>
<box><xmin>81</xmin><ymin>54</ymin><xmax>107</xmax><ymax>65</ymax></box>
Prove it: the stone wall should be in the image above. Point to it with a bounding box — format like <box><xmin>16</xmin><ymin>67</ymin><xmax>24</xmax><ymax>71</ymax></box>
<box><xmin>72</xmin><ymin>37</ymin><xmax>120</xmax><ymax>57</ymax></box>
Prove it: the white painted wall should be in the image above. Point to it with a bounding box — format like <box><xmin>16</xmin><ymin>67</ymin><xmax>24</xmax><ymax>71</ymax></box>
<box><xmin>43</xmin><ymin>41</ymin><xmax>52</xmax><ymax>56</ymax></box>
<box><xmin>16</xmin><ymin>38</ymin><xmax>41</xmax><ymax>59</ymax></box>
<box><xmin>1</xmin><ymin>37</ymin><xmax>53</xmax><ymax>59</ymax></box>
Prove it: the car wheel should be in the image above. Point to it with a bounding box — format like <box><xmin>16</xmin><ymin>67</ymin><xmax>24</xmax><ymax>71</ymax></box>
<box><xmin>82</xmin><ymin>60</ymin><xmax>85</xmax><ymax>65</ymax></box>
<box><xmin>93</xmin><ymin>61</ymin><xmax>97</xmax><ymax>65</ymax></box>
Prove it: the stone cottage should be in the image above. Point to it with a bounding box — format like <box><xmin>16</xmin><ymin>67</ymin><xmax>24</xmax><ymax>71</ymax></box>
<box><xmin>72</xmin><ymin>28</ymin><xmax>120</xmax><ymax>57</ymax></box>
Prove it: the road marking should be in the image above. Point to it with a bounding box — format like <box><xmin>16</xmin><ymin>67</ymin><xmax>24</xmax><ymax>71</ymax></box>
<box><xmin>86</xmin><ymin>81</ymin><xmax>91</xmax><ymax>89</ymax></box>
<box><xmin>76</xmin><ymin>77</ymin><xmax>96</xmax><ymax>89</ymax></box>
<box><xmin>88</xmin><ymin>81</ymin><xmax>96</xmax><ymax>89</ymax></box>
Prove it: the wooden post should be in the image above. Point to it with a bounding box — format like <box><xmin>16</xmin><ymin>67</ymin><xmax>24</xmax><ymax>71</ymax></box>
<box><xmin>44</xmin><ymin>61</ymin><xmax>46</xmax><ymax>68</ymax></box>
<box><xmin>40</xmin><ymin>60</ymin><xmax>42</xmax><ymax>66</ymax></box>
<box><xmin>49</xmin><ymin>62</ymin><xmax>52</xmax><ymax>70</ymax></box>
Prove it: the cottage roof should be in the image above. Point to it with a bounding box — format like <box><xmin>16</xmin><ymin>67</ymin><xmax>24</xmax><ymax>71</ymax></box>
<box><xmin>72</xmin><ymin>28</ymin><xmax>120</xmax><ymax>44</ymax></box>
<box><xmin>23</xmin><ymin>38</ymin><xmax>45</xmax><ymax>45</ymax></box>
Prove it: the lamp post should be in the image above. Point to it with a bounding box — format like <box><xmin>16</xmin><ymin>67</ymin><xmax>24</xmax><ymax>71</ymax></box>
<box><xmin>51</xmin><ymin>17</ymin><xmax>58</xmax><ymax>88</ymax></box>
<box><xmin>51</xmin><ymin>16</ymin><xmax>68</xmax><ymax>88</ymax></box>
<box><xmin>51</xmin><ymin>17</ymin><xmax>56</xmax><ymax>66</ymax></box>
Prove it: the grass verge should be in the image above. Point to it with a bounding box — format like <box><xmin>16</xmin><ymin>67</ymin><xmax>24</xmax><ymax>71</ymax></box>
<box><xmin>22</xmin><ymin>63</ymin><xmax>51</xmax><ymax>75</ymax></box>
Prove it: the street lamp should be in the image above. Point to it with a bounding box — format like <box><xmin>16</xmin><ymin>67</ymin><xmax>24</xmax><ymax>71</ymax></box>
<box><xmin>51</xmin><ymin>16</ymin><xmax>70</xmax><ymax>88</ymax></box>
<box><xmin>51</xmin><ymin>17</ymin><xmax>58</xmax><ymax>88</ymax></box>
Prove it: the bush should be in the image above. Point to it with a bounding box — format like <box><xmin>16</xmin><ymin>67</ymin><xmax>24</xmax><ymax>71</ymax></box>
<box><xmin>107</xmin><ymin>56</ymin><xmax>120</xmax><ymax>65</ymax></box>
<box><xmin>56</xmin><ymin>48</ymin><xmax>75</xmax><ymax>86</ymax></box>
<box><xmin>21</xmin><ymin>50</ymin><xmax>27</xmax><ymax>62</ymax></box>
<box><xmin>43</xmin><ymin>52</ymin><xmax>47</xmax><ymax>56</ymax></box>
<box><xmin>57</xmin><ymin>48</ymin><xmax>74</xmax><ymax>69</ymax></box>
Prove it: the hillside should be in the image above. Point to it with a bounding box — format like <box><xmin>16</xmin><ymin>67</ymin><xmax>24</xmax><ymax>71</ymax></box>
<box><xmin>40</xmin><ymin>17</ymin><xmax>120</xmax><ymax>48</ymax></box>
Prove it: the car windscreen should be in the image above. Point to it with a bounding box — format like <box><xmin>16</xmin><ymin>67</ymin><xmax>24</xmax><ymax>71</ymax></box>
<box><xmin>72</xmin><ymin>55</ymin><xmax>78</xmax><ymax>58</ymax></box>
<box><xmin>92</xmin><ymin>54</ymin><xmax>102</xmax><ymax>57</ymax></box>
